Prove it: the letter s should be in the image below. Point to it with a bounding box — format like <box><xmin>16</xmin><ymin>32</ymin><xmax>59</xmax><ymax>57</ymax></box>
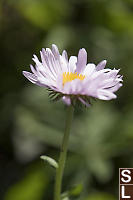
<box><xmin>121</xmin><ymin>170</ymin><xmax>131</xmax><ymax>183</ymax></box>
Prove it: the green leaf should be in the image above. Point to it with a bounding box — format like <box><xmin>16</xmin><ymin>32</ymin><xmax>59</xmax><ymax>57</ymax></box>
<box><xmin>61</xmin><ymin>184</ymin><xmax>83</xmax><ymax>200</ymax></box>
<box><xmin>62</xmin><ymin>197</ymin><xmax>69</xmax><ymax>200</ymax></box>
<box><xmin>61</xmin><ymin>192</ymin><xmax>69</xmax><ymax>200</ymax></box>
<box><xmin>69</xmin><ymin>184</ymin><xmax>83</xmax><ymax>197</ymax></box>
<box><xmin>40</xmin><ymin>155</ymin><xmax>58</xmax><ymax>169</ymax></box>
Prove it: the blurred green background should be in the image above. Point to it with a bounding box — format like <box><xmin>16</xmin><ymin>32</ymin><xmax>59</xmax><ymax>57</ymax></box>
<box><xmin>0</xmin><ymin>0</ymin><xmax>132</xmax><ymax>199</ymax></box>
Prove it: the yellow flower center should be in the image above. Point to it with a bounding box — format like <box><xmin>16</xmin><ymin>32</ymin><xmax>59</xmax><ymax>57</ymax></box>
<box><xmin>62</xmin><ymin>72</ymin><xmax>85</xmax><ymax>86</ymax></box>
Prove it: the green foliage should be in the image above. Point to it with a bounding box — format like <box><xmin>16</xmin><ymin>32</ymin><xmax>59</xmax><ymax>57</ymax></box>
<box><xmin>85</xmin><ymin>193</ymin><xmax>116</xmax><ymax>200</ymax></box>
<box><xmin>4</xmin><ymin>165</ymin><xmax>50</xmax><ymax>200</ymax></box>
<box><xmin>8</xmin><ymin>0</ymin><xmax>69</xmax><ymax>30</ymax></box>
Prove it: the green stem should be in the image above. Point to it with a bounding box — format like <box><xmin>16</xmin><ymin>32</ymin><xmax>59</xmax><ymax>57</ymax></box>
<box><xmin>54</xmin><ymin>105</ymin><xmax>74</xmax><ymax>200</ymax></box>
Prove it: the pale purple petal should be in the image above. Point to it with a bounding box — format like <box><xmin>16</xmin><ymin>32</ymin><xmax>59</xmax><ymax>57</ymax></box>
<box><xmin>96</xmin><ymin>60</ymin><xmax>107</xmax><ymax>71</ymax></box>
<box><xmin>62</xmin><ymin>50</ymin><xmax>68</xmax><ymax>61</ymax></box>
<box><xmin>23</xmin><ymin>71</ymin><xmax>37</xmax><ymax>84</ymax></box>
<box><xmin>76</xmin><ymin>48</ymin><xmax>87</xmax><ymax>73</ymax></box>
<box><xmin>30</xmin><ymin>64</ymin><xmax>37</xmax><ymax>75</ymax></box>
<box><xmin>52</xmin><ymin>44</ymin><xmax>60</xmax><ymax>59</ymax></box>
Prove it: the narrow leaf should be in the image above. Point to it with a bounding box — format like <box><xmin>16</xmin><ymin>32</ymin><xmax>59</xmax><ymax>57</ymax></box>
<box><xmin>40</xmin><ymin>155</ymin><xmax>58</xmax><ymax>169</ymax></box>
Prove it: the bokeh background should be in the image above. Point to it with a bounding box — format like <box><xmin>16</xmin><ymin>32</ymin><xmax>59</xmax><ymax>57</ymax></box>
<box><xmin>0</xmin><ymin>0</ymin><xmax>132</xmax><ymax>199</ymax></box>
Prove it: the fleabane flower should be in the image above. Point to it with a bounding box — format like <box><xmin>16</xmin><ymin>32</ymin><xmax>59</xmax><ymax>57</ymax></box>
<box><xmin>23</xmin><ymin>44</ymin><xmax>123</xmax><ymax>106</ymax></box>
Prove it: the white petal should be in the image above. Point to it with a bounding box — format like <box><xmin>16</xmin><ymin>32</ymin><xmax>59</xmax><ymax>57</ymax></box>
<box><xmin>69</xmin><ymin>56</ymin><xmax>77</xmax><ymax>73</ymax></box>
<box><xmin>60</xmin><ymin>55</ymin><xmax>68</xmax><ymax>73</ymax></box>
<box><xmin>98</xmin><ymin>89</ymin><xmax>117</xmax><ymax>100</ymax></box>
<box><xmin>107</xmin><ymin>83</ymin><xmax>123</xmax><ymax>92</ymax></box>
<box><xmin>82</xmin><ymin>63</ymin><xmax>96</xmax><ymax>76</ymax></box>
